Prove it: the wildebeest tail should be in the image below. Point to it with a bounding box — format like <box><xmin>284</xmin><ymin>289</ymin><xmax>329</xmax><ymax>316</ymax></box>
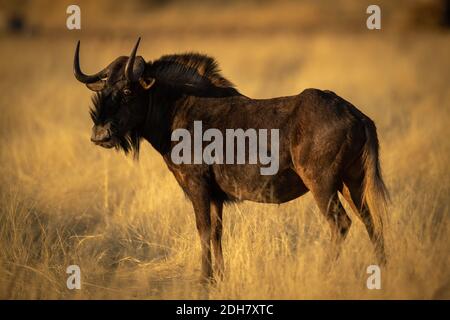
<box><xmin>361</xmin><ymin>119</ymin><xmax>390</xmax><ymax>237</ymax></box>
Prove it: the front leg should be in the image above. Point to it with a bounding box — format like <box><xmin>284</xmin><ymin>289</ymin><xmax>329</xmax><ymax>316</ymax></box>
<box><xmin>191</xmin><ymin>192</ymin><xmax>213</xmax><ymax>281</ymax></box>
<box><xmin>164</xmin><ymin>162</ymin><xmax>215</xmax><ymax>281</ymax></box>
<box><xmin>211</xmin><ymin>199</ymin><xmax>224</xmax><ymax>280</ymax></box>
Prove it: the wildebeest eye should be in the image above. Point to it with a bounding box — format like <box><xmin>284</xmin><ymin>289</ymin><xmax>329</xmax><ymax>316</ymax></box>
<box><xmin>123</xmin><ymin>88</ymin><xmax>132</xmax><ymax>96</ymax></box>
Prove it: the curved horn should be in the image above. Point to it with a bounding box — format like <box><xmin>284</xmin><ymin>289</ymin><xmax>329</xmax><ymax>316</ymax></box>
<box><xmin>125</xmin><ymin>37</ymin><xmax>141</xmax><ymax>82</ymax></box>
<box><xmin>73</xmin><ymin>41</ymin><xmax>107</xmax><ymax>84</ymax></box>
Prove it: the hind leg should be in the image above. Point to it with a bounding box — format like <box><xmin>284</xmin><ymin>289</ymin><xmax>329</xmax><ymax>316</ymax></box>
<box><xmin>297</xmin><ymin>170</ymin><xmax>352</xmax><ymax>260</ymax></box>
<box><xmin>312</xmin><ymin>186</ymin><xmax>352</xmax><ymax>259</ymax></box>
<box><xmin>342</xmin><ymin>176</ymin><xmax>387</xmax><ymax>265</ymax></box>
<box><xmin>211</xmin><ymin>199</ymin><xmax>224</xmax><ymax>280</ymax></box>
<box><xmin>291</xmin><ymin>127</ymin><xmax>354</xmax><ymax>261</ymax></box>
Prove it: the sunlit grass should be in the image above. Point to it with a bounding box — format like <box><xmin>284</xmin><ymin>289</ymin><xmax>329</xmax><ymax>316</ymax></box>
<box><xmin>0</xmin><ymin>12</ymin><xmax>449</xmax><ymax>298</ymax></box>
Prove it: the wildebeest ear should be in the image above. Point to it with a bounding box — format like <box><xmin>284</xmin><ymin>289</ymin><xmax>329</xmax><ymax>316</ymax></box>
<box><xmin>139</xmin><ymin>77</ymin><xmax>155</xmax><ymax>90</ymax></box>
<box><xmin>86</xmin><ymin>80</ymin><xmax>106</xmax><ymax>91</ymax></box>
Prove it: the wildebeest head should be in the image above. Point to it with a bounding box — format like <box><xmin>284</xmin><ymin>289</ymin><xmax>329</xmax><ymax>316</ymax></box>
<box><xmin>74</xmin><ymin>38</ymin><xmax>155</xmax><ymax>151</ymax></box>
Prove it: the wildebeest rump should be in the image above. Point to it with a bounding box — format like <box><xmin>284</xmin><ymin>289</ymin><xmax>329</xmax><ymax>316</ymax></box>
<box><xmin>74</xmin><ymin>38</ymin><xmax>389</xmax><ymax>280</ymax></box>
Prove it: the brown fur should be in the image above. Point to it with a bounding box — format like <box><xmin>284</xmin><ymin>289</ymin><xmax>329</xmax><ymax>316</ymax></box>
<box><xmin>76</xmin><ymin>49</ymin><xmax>390</xmax><ymax>281</ymax></box>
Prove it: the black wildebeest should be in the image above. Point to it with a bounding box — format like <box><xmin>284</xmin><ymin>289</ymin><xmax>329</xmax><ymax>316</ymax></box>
<box><xmin>74</xmin><ymin>38</ymin><xmax>389</xmax><ymax>281</ymax></box>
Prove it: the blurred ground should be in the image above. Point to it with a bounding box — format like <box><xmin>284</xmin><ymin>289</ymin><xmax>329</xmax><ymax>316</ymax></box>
<box><xmin>1</xmin><ymin>0</ymin><xmax>450</xmax><ymax>36</ymax></box>
<box><xmin>0</xmin><ymin>0</ymin><xmax>449</xmax><ymax>299</ymax></box>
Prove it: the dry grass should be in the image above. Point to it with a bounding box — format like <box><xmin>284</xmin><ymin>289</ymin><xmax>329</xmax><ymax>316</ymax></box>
<box><xmin>0</xmin><ymin>1</ymin><xmax>449</xmax><ymax>299</ymax></box>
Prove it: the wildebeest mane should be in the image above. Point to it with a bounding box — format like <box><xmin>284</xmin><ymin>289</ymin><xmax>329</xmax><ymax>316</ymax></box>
<box><xmin>148</xmin><ymin>53</ymin><xmax>236</xmax><ymax>90</ymax></box>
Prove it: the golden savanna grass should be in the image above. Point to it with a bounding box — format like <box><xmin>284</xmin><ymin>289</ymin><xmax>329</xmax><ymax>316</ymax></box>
<box><xmin>0</xmin><ymin>0</ymin><xmax>449</xmax><ymax>299</ymax></box>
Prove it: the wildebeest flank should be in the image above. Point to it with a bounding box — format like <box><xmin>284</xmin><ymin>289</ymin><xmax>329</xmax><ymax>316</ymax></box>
<box><xmin>74</xmin><ymin>38</ymin><xmax>389</xmax><ymax>281</ymax></box>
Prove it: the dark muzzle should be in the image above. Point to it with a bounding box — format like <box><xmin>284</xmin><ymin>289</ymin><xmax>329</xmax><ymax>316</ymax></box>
<box><xmin>91</xmin><ymin>123</ymin><xmax>112</xmax><ymax>144</ymax></box>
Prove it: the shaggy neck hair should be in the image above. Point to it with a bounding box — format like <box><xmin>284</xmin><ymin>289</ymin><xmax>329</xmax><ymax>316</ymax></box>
<box><xmin>148</xmin><ymin>52</ymin><xmax>236</xmax><ymax>90</ymax></box>
<box><xmin>141</xmin><ymin>53</ymin><xmax>243</xmax><ymax>156</ymax></box>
